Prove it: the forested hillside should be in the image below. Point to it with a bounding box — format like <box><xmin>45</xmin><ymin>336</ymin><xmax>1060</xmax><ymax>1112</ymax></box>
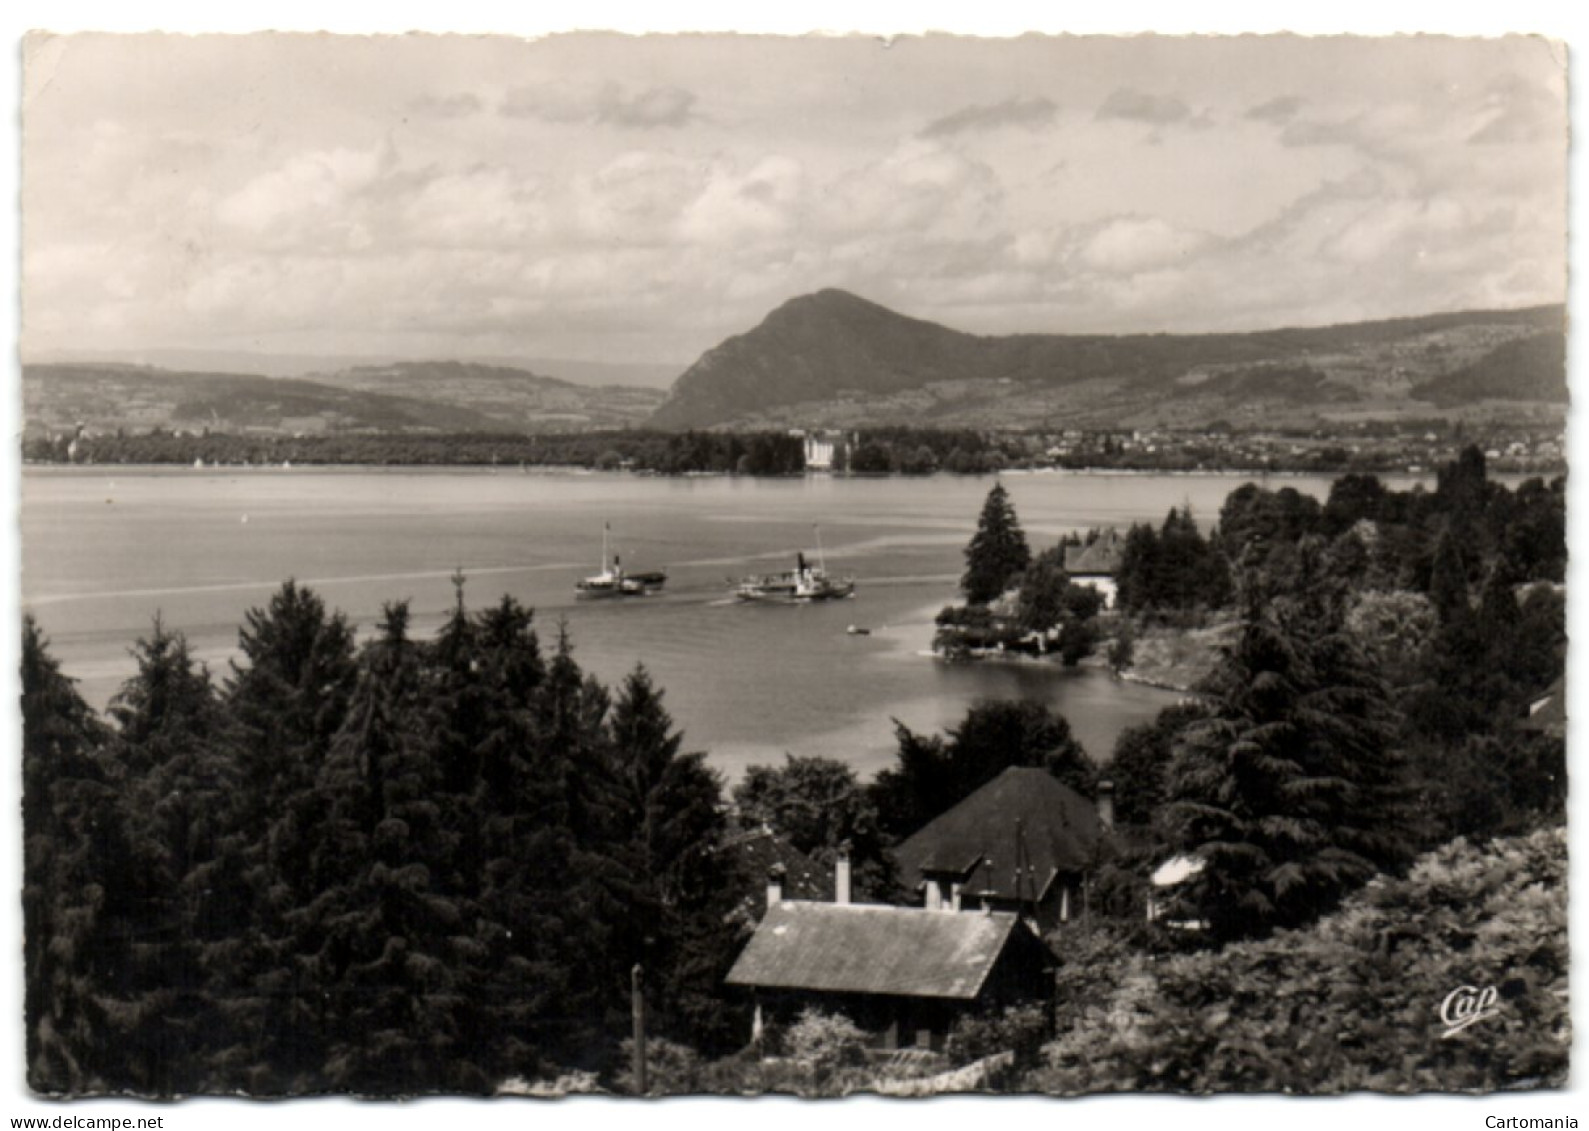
<box><xmin>22</xmin><ymin>361</ymin><xmax>665</xmax><ymax>439</ymax></box>
<box><xmin>20</xmin><ymin>447</ymin><xmax>1567</xmax><ymax>1097</ymax></box>
<box><xmin>650</xmin><ymin>290</ymin><xmax>1565</xmax><ymax>431</ymax></box>
<box><xmin>23</xmin><ymin>584</ymin><xmax>749</xmax><ymax>1095</ymax></box>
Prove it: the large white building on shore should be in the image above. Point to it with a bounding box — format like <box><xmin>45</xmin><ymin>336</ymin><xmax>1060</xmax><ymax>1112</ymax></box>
<box><xmin>798</xmin><ymin>430</ymin><xmax>855</xmax><ymax>472</ymax></box>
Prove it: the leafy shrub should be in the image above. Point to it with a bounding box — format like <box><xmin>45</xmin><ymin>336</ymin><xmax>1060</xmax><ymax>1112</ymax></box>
<box><xmin>612</xmin><ymin>1037</ymin><xmax>702</xmax><ymax>1096</ymax></box>
<box><xmin>1344</xmin><ymin>589</ymin><xmax>1436</xmax><ymax>686</ymax></box>
<box><xmin>1027</xmin><ymin>827</ymin><xmax>1568</xmax><ymax>1094</ymax></box>
<box><xmin>945</xmin><ymin>1002</ymin><xmax>1050</xmax><ymax>1070</ymax></box>
<box><xmin>784</xmin><ymin>1007</ymin><xmax>869</xmax><ymax>1071</ymax></box>
<box><xmin>1107</xmin><ymin>622</ymin><xmax>1135</xmax><ymax>673</ymax></box>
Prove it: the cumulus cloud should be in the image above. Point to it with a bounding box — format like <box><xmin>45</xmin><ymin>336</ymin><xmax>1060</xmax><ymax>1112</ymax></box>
<box><xmin>407</xmin><ymin>92</ymin><xmax>483</xmax><ymax>119</ymax></box>
<box><xmin>1325</xmin><ymin>197</ymin><xmax>1470</xmax><ymax>264</ymax></box>
<box><xmin>680</xmin><ymin>156</ymin><xmax>805</xmax><ymax>244</ymax></box>
<box><xmin>214</xmin><ymin>145</ymin><xmax>392</xmax><ymax>240</ymax></box>
<box><xmin>499</xmin><ymin>81</ymin><xmax>697</xmax><ymax>128</ymax></box>
<box><xmin>820</xmin><ymin>140</ymin><xmax>1001</xmax><ymax>239</ymax></box>
<box><xmin>211</xmin><ymin>143</ymin><xmax>551</xmax><ymax>256</ymax></box>
<box><xmin>1096</xmin><ymin>88</ymin><xmax>1193</xmax><ymax>125</ymax></box>
<box><xmin>499</xmin><ymin>83</ymin><xmax>591</xmax><ymax>123</ymax></box>
<box><xmin>1468</xmin><ymin>76</ymin><xmax>1561</xmax><ymax>145</ymax></box>
<box><xmin>20</xmin><ymin>34</ymin><xmax>1567</xmax><ymax>360</ymax></box>
<box><xmin>1279</xmin><ymin>115</ymin><xmax>1368</xmax><ymax>149</ymax></box>
<box><xmin>1076</xmin><ymin>215</ymin><xmax>1214</xmax><ymax>274</ymax></box>
<box><xmin>1230</xmin><ymin>168</ymin><xmax>1390</xmax><ymax>259</ymax></box>
<box><xmin>920</xmin><ymin>96</ymin><xmax>1057</xmax><ymax>138</ymax></box>
<box><xmin>401</xmin><ymin>167</ymin><xmax>547</xmax><ymax>247</ymax></box>
<box><xmin>596</xmin><ymin>83</ymin><xmax>697</xmax><ymax>129</ymax></box>
<box><xmin>1246</xmin><ymin>95</ymin><xmax>1304</xmax><ymax>124</ymax></box>
<box><xmin>575</xmin><ymin>150</ymin><xmax>703</xmax><ymax>240</ymax></box>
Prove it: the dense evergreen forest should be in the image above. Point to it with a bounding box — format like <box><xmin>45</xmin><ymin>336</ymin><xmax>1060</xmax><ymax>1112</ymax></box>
<box><xmin>27</xmin><ymin>422</ymin><xmax>1560</xmax><ymax>477</ymax></box>
<box><xmin>23</xmin><ymin>582</ymin><xmax>751</xmax><ymax>1095</ymax></box>
<box><xmin>22</xmin><ymin>429</ymin><xmax>809</xmax><ymax>475</ymax></box>
<box><xmin>21</xmin><ymin>424</ymin><xmax>1035</xmax><ymax>476</ymax></box>
<box><xmin>923</xmin><ymin>448</ymin><xmax>1564</xmax><ymax>939</ymax></box>
<box><xmin>20</xmin><ymin>446</ymin><xmax>1566</xmax><ymax>1096</ymax></box>
<box><xmin>1088</xmin><ymin>449</ymin><xmax>1566</xmax><ymax>937</ymax></box>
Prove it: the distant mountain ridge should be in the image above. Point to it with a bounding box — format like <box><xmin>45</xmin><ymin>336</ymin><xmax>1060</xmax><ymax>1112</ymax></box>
<box><xmin>24</xmin><ymin>292</ymin><xmax>1567</xmax><ymax>440</ymax></box>
<box><xmin>22</xmin><ymin>360</ymin><xmax>666</xmax><ymax>437</ymax></box>
<box><xmin>22</xmin><ymin>348</ymin><xmax>683</xmax><ymax>389</ymax></box>
<box><xmin>303</xmin><ymin>360</ymin><xmax>667</xmax><ymax>427</ymax></box>
<box><xmin>650</xmin><ymin>289</ymin><xmax>1567</xmax><ymax>431</ymax></box>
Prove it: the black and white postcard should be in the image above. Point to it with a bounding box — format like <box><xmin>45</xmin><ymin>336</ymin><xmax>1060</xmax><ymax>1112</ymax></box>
<box><xmin>7</xmin><ymin>9</ymin><xmax>1577</xmax><ymax>1124</ymax></box>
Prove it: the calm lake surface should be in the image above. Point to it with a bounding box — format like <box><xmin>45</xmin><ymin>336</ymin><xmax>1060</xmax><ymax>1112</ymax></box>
<box><xmin>20</xmin><ymin>467</ymin><xmax>1420</xmax><ymax>782</ymax></box>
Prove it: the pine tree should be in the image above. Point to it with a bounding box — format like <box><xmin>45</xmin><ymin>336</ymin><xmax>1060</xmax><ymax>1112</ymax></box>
<box><xmin>96</xmin><ymin>617</ymin><xmax>245</xmax><ymax>1093</ymax></box>
<box><xmin>606</xmin><ymin>666</ymin><xmax>739</xmax><ymax>1048</ymax></box>
<box><xmin>732</xmin><ymin>754</ymin><xmax>893</xmax><ymax>899</ymax></box>
<box><xmin>225</xmin><ymin>580</ymin><xmax>358</xmax><ymax>836</ymax></box>
<box><xmin>873</xmin><ymin>702</ymin><xmax>1099</xmax><ymax>836</ymax></box>
<box><xmin>1115</xmin><ymin>522</ymin><xmax>1159</xmax><ymax>614</ymax></box>
<box><xmin>961</xmin><ymin>481</ymin><xmax>1031</xmax><ymax>605</ymax></box>
<box><xmin>20</xmin><ymin>616</ymin><xmax>117</xmax><ymax>1093</ymax></box>
<box><xmin>1015</xmin><ymin>547</ymin><xmax>1070</xmax><ymax>634</ymax></box>
<box><xmin>1428</xmin><ymin>523</ymin><xmax>1470</xmax><ymax>624</ymax></box>
<box><xmin>1160</xmin><ymin>552</ymin><xmax>1415</xmax><ymax>940</ymax></box>
<box><xmin>471</xmin><ymin>655</ymin><xmax>575</xmax><ymax>1079</ymax></box>
<box><xmin>512</xmin><ymin>622</ymin><xmax>628</xmax><ymax>1066</ymax></box>
<box><xmin>208</xmin><ymin>583</ymin><xmax>361</xmax><ymax>1088</ymax></box>
<box><xmin>871</xmin><ymin>723</ymin><xmax>954</xmax><ymax>839</ymax></box>
<box><xmin>276</xmin><ymin>603</ymin><xmax>484</xmax><ymax>1092</ymax></box>
<box><xmin>1107</xmin><ymin>701</ymin><xmax>1208</xmax><ymax>827</ymax></box>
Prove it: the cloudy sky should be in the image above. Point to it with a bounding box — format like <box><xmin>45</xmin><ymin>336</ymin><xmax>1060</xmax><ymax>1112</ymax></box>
<box><xmin>21</xmin><ymin>31</ymin><xmax>1567</xmax><ymax>370</ymax></box>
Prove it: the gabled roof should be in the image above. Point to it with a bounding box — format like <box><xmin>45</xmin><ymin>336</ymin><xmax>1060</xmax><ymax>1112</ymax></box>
<box><xmin>1064</xmin><ymin>529</ymin><xmax>1124</xmax><ymax>577</ymax></box>
<box><xmin>721</xmin><ymin>825</ymin><xmax>834</xmax><ymax>903</ymax></box>
<box><xmin>724</xmin><ymin>902</ymin><xmax>1037</xmax><ymax>1000</ymax></box>
<box><xmin>1523</xmin><ymin>675</ymin><xmax>1567</xmax><ymax>737</ymax></box>
<box><xmin>892</xmin><ymin>767</ymin><xmax>1104</xmax><ymax>902</ymax></box>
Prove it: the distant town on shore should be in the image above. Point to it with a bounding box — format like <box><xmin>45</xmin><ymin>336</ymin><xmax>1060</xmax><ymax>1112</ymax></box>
<box><xmin>22</xmin><ymin>290</ymin><xmax>1566</xmax><ymax>477</ymax></box>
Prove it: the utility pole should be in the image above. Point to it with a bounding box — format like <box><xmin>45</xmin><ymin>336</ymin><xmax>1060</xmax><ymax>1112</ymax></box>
<box><xmin>631</xmin><ymin>963</ymin><xmax>648</xmax><ymax>1096</ymax></box>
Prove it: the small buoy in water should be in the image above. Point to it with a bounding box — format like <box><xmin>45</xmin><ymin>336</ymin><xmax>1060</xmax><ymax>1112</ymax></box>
<box><xmin>846</xmin><ymin>624</ymin><xmax>871</xmax><ymax>636</ymax></box>
<box><xmin>241</xmin><ymin>514</ymin><xmax>249</xmax><ymax>524</ymax></box>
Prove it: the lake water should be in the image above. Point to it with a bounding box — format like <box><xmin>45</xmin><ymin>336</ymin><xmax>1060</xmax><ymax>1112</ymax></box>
<box><xmin>19</xmin><ymin>467</ymin><xmax>1408</xmax><ymax>783</ymax></box>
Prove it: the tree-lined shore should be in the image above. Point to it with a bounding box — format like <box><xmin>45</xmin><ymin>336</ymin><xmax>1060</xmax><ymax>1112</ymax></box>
<box><xmin>20</xmin><ymin>446</ymin><xmax>1566</xmax><ymax>1096</ymax></box>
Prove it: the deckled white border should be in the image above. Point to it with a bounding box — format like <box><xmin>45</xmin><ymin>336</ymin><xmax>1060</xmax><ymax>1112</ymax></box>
<box><xmin>1</xmin><ymin>6</ymin><xmax>1582</xmax><ymax>1131</ymax></box>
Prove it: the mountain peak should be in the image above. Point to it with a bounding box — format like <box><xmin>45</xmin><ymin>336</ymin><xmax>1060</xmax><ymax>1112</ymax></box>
<box><xmin>649</xmin><ymin>290</ymin><xmax>977</xmax><ymax>428</ymax></box>
<box><xmin>761</xmin><ymin>287</ymin><xmax>904</xmax><ymax>325</ymax></box>
<box><xmin>649</xmin><ymin>292</ymin><xmax>1565</xmax><ymax>432</ymax></box>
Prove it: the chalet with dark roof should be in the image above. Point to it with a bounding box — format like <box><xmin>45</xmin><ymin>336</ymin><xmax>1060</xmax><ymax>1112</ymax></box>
<box><xmin>891</xmin><ymin>767</ymin><xmax>1111</xmax><ymax>930</ymax></box>
<box><xmin>724</xmin><ymin>856</ymin><xmax>1056</xmax><ymax>1051</ymax></box>
<box><xmin>1063</xmin><ymin>528</ymin><xmax>1125</xmax><ymax>608</ymax></box>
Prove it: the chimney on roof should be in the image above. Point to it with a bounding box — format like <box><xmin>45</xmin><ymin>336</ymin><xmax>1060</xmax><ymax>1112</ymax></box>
<box><xmin>767</xmin><ymin>863</ymin><xmax>785</xmax><ymax>911</ymax></box>
<box><xmin>1097</xmin><ymin>780</ymin><xmax>1115</xmax><ymax>831</ymax></box>
<box><xmin>834</xmin><ymin>844</ymin><xmax>852</xmax><ymax>905</ymax></box>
